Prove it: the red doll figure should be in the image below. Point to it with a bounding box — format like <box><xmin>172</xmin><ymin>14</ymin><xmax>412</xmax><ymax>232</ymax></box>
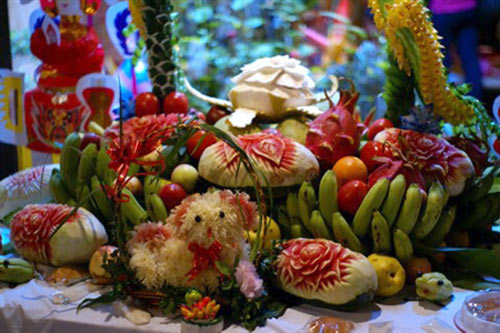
<box><xmin>24</xmin><ymin>0</ymin><xmax>104</xmax><ymax>153</ymax></box>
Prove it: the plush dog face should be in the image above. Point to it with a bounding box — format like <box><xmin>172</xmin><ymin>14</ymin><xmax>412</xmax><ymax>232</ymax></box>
<box><xmin>168</xmin><ymin>190</ymin><xmax>258</xmax><ymax>248</ymax></box>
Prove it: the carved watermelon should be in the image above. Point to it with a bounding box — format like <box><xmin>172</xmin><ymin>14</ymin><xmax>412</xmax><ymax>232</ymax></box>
<box><xmin>198</xmin><ymin>132</ymin><xmax>319</xmax><ymax>187</ymax></box>
<box><xmin>274</xmin><ymin>238</ymin><xmax>377</xmax><ymax>305</ymax></box>
<box><xmin>10</xmin><ymin>204</ymin><xmax>108</xmax><ymax>266</ymax></box>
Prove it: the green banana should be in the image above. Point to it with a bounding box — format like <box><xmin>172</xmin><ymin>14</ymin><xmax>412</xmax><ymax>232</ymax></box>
<box><xmin>290</xmin><ymin>217</ymin><xmax>312</xmax><ymax>238</ymax></box>
<box><xmin>381</xmin><ymin>174</ymin><xmax>406</xmax><ymax>226</ymax></box>
<box><xmin>49</xmin><ymin>168</ymin><xmax>73</xmax><ymax>204</ymax></box>
<box><xmin>146</xmin><ymin>193</ymin><xmax>168</xmax><ymax>222</ymax></box>
<box><xmin>77</xmin><ymin>143</ymin><xmax>98</xmax><ymax>187</ymax></box>
<box><xmin>467</xmin><ymin>170</ymin><xmax>495</xmax><ymax>203</ymax></box>
<box><xmin>394</xmin><ymin>183</ymin><xmax>423</xmax><ymax>235</ymax></box>
<box><xmin>90</xmin><ymin>176</ymin><xmax>114</xmax><ymax>221</ymax></box>
<box><xmin>371</xmin><ymin>211</ymin><xmax>391</xmax><ymax>254</ymax></box>
<box><xmin>318</xmin><ymin>170</ymin><xmax>338</xmax><ymax>226</ymax></box>
<box><xmin>352</xmin><ymin>178</ymin><xmax>390</xmax><ymax>238</ymax></box>
<box><xmin>298</xmin><ymin>181</ymin><xmax>316</xmax><ymax>234</ymax></box>
<box><xmin>120</xmin><ymin>188</ymin><xmax>148</xmax><ymax>225</ymax></box>
<box><xmin>413</xmin><ymin>181</ymin><xmax>445</xmax><ymax>239</ymax></box>
<box><xmin>0</xmin><ymin>257</ymin><xmax>34</xmax><ymax>284</ymax></box>
<box><xmin>481</xmin><ymin>194</ymin><xmax>500</xmax><ymax>228</ymax></box>
<box><xmin>456</xmin><ymin>195</ymin><xmax>492</xmax><ymax>230</ymax></box>
<box><xmin>60</xmin><ymin>132</ymin><xmax>81</xmax><ymax>197</ymax></box>
<box><xmin>332</xmin><ymin>212</ymin><xmax>363</xmax><ymax>253</ymax></box>
<box><xmin>277</xmin><ymin>205</ymin><xmax>291</xmax><ymax>238</ymax></box>
<box><xmin>96</xmin><ymin>146</ymin><xmax>116</xmax><ymax>185</ymax></box>
<box><xmin>310</xmin><ymin>210</ymin><xmax>332</xmax><ymax>239</ymax></box>
<box><xmin>423</xmin><ymin>206</ymin><xmax>457</xmax><ymax>247</ymax></box>
<box><xmin>76</xmin><ymin>184</ymin><xmax>94</xmax><ymax>211</ymax></box>
<box><xmin>286</xmin><ymin>192</ymin><xmax>301</xmax><ymax>220</ymax></box>
<box><xmin>393</xmin><ymin>228</ymin><xmax>413</xmax><ymax>264</ymax></box>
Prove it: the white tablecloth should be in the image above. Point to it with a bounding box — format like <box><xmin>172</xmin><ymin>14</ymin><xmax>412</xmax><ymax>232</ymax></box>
<box><xmin>0</xmin><ymin>279</ymin><xmax>470</xmax><ymax>332</ymax></box>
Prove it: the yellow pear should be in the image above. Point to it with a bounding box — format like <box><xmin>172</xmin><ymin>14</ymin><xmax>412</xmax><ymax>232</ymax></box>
<box><xmin>368</xmin><ymin>254</ymin><xmax>406</xmax><ymax>297</ymax></box>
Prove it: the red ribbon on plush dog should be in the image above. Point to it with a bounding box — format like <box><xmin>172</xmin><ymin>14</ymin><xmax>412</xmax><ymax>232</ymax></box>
<box><xmin>186</xmin><ymin>241</ymin><xmax>223</xmax><ymax>281</ymax></box>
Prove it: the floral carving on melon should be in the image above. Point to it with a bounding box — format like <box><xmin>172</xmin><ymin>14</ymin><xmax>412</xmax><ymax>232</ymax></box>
<box><xmin>375</xmin><ymin>128</ymin><xmax>475</xmax><ymax>196</ymax></box>
<box><xmin>198</xmin><ymin>132</ymin><xmax>319</xmax><ymax>187</ymax></box>
<box><xmin>275</xmin><ymin>238</ymin><xmax>377</xmax><ymax>305</ymax></box>
<box><xmin>11</xmin><ymin>204</ymin><xmax>81</xmax><ymax>264</ymax></box>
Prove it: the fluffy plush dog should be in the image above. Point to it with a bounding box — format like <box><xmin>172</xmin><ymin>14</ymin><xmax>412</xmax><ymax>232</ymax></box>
<box><xmin>127</xmin><ymin>190</ymin><xmax>258</xmax><ymax>291</ymax></box>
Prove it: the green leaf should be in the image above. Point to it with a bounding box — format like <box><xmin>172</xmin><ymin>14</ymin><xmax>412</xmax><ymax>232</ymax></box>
<box><xmin>215</xmin><ymin>260</ymin><xmax>233</xmax><ymax>277</ymax></box>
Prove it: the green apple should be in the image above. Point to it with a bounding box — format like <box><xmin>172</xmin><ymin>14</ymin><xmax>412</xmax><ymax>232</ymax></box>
<box><xmin>171</xmin><ymin>164</ymin><xmax>199</xmax><ymax>192</ymax></box>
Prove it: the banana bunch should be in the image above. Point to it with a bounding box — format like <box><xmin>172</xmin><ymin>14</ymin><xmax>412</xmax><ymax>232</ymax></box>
<box><xmin>49</xmin><ymin>132</ymin><xmax>152</xmax><ymax>225</ymax></box>
<box><xmin>280</xmin><ymin>171</ymin><xmax>456</xmax><ymax>265</ymax></box>
<box><xmin>281</xmin><ymin>171</ymin><xmax>338</xmax><ymax>240</ymax></box>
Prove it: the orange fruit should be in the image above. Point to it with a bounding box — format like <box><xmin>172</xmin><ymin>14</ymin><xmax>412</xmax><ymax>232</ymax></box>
<box><xmin>333</xmin><ymin>156</ymin><xmax>368</xmax><ymax>186</ymax></box>
<box><xmin>405</xmin><ymin>256</ymin><xmax>432</xmax><ymax>284</ymax></box>
<box><xmin>446</xmin><ymin>231</ymin><xmax>470</xmax><ymax>248</ymax></box>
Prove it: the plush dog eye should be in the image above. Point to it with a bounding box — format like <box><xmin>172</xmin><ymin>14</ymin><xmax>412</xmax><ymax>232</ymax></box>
<box><xmin>219</xmin><ymin>211</ymin><xmax>225</xmax><ymax>219</ymax></box>
<box><xmin>437</xmin><ymin>280</ymin><xmax>443</xmax><ymax>286</ymax></box>
<box><xmin>195</xmin><ymin>215</ymin><xmax>202</xmax><ymax>223</ymax></box>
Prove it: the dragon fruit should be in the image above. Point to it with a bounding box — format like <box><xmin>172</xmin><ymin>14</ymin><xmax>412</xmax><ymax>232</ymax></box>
<box><xmin>306</xmin><ymin>89</ymin><xmax>363</xmax><ymax>167</ymax></box>
<box><xmin>374</xmin><ymin>128</ymin><xmax>475</xmax><ymax>196</ymax></box>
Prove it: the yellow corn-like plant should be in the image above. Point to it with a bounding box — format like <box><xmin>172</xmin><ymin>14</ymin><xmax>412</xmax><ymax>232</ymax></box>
<box><xmin>128</xmin><ymin>0</ymin><xmax>146</xmax><ymax>40</ymax></box>
<box><xmin>368</xmin><ymin>0</ymin><xmax>475</xmax><ymax>124</ymax></box>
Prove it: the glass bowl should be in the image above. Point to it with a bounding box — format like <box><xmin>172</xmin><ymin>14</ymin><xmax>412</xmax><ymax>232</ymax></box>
<box><xmin>454</xmin><ymin>289</ymin><xmax>500</xmax><ymax>332</ymax></box>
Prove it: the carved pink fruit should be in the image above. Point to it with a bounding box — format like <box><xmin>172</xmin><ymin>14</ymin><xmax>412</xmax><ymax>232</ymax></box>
<box><xmin>275</xmin><ymin>238</ymin><xmax>377</xmax><ymax>305</ymax></box>
<box><xmin>375</xmin><ymin>128</ymin><xmax>475</xmax><ymax>196</ymax></box>
<box><xmin>10</xmin><ymin>204</ymin><xmax>107</xmax><ymax>266</ymax></box>
<box><xmin>306</xmin><ymin>90</ymin><xmax>363</xmax><ymax>167</ymax></box>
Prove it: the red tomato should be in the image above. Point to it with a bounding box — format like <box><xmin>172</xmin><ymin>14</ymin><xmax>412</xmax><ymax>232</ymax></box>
<box><xmin>338</xmin><ymin>180</ymin><xmax>368</xmax><ymax>215</ymax></box>
<box><xmin>163</xmin><ymin>92</ymin><xmax>189</xmax><ymax>115</ymax></box>
<box><xmin>360</xmin><ymin>141</ymin><xmax>393</xmax><ymax>172</ymax></box>
<box><xmin>158</xmin><ymin>183</ymin><xmax>187</xmax><ymax>210</ymax></box>
<box><xmin>367</xmin><ymin>118</ymin><xmax>394</xmax><ymax>140</ymax></box>
<box><xmin>135</xmin><ymin>92</ymin><xmax>160</xmax><ymax>117</ymax></box>
<box><xmin>185</xmin><ymin>130</ymin><xmax>218</xmax><ymax>159</ymax></box>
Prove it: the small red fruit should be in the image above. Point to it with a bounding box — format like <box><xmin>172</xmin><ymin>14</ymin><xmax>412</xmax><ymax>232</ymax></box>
<box><xmin>158</xmin><ymin>183</ymin><xmax>187</xmax><ymax>210</ymax></box>
<box><xmin>206</xmin><ymin>106</ymin><xmax>228</xmax><ymax>125</ymax></box>
<box><xmin>367</xmin><ymin>118</ymin><xmax>394</xmax><ymax>140</ymax></box>
<box><xmin>163</xmin><ymin>91</ymin><xmax>189</xmax><ymax>115</ymax></box>
<box><xmin>360</xmin><ymin>141</ymin><xmax>392</xmax><ymax>172</ymax></box>
<box><xmin>135</xmin><ymin>92</ymin><xmax>160</xmax><ymax>117</ymax></box>
<box><xmin>338</xmin><ymin>180</ymin><xmax>368</xmax><ymax>215</ymax></box>
<box><xmin>185</xmin><ymin>130</ymin><xmax>218</xmax><ymax>159</ymax></box>
<box><xmin>80</xmin><ymin>133</ymin><xmax>101</xmax><ymax>150</ymax></box>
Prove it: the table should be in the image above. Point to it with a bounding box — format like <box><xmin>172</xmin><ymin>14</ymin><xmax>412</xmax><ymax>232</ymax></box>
<box><xmin>0</xmin><ymin>279</ymin><xmax>470</xmax><ymax>332</ymax></box>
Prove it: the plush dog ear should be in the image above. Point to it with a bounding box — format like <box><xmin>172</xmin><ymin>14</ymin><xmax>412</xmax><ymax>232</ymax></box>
<box><xmin>219</xmin><ymin>190</ymin><xmax>258</xmax><ymax>230</ymax></box>
<box><xmin>167</xmin><ymin>194</ymin><xmax>199</xmax><ymax>228</ymax></box>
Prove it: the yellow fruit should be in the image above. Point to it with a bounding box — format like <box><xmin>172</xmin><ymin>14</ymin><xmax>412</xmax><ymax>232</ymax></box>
<box><xmin>244</xmin><ymin>217</ymin><xmax>281</xmax><ymax>250</ymax></box>
<box><xmin>368</xmin><ymin>254</ymin><xmax>406</xmax><ymax>297</ymax></box>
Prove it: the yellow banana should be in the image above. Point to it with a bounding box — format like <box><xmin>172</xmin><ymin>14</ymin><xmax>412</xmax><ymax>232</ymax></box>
<box><xmin>146</xmin><ymin>193</ymin><xmax>168</xmax><ymax>222</ymax></box>
<box><xmin>352</xmin><ymin>178</ymin><xmax>390</xmax><ymax>238</ymax></box>
<box><xmin>371</xmin><ymin>211</ymin><xmax>391</xmax><ymax>254</ymax></box>
<box><xmin>394</xmin><ymin>183</ymin><xmax>423</xmax><ymax>235</ymax></box>
<box><xmin>0</xmin><ymin>257</ymin><xmax>34</xmax><ymax>284</ymax></box>
<box><xmin>381</xmin><ymin>174</ymin><xmax>406</xmax><ymax>226</ymax></box>
<box><xmin>423</xmin><ymin>206</ymin><xmax>457</xmax><ymax>247</ymax></box>
<box><xmin>413</xmin><ymin>181</ymin><xmax>445</xmax><ymax>239</ymax></box>
<box><xmin>286</xmin><ymin>192</ymin><xmax>301</xmax><ymax>220</ymax></box>
<box><xmin>332</xmin><ymin>212</ymin><xmax>363</xmax><ymax>253</ymax></box>
<box><xmin>318</xmin><ymin>170</ymin><xmax>338</xmax><ymax>226</ymax></box>
<box><xmin>298</xmin><ymin>181</ymin><xmax>316</xmax><ymax>234</ymax></box>
<box><xmin>393</xmin><ymin>228</ymin><xmax>413</xmax><ymax>264</ymax></box>
<box><xmin>310</xmin><ymin>210</ymin><xmax>332</xmax><ymax>239</ymax></box>
<box><xmin>60</xmin><ymin>132</ymin><xmax>81</xmax><ymax>197</ymax></box>
<box><xmin>290</xmin><ymin>217</ymin><xmax>312</xmax><ymax>238</ymax></box>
